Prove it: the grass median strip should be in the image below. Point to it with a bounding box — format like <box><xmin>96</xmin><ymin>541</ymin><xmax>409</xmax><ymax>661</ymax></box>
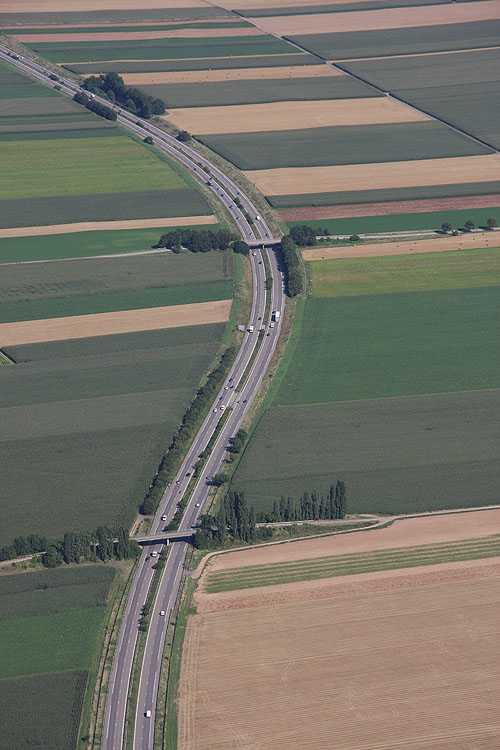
<box><xmin>205</xmin><ymin>534</ymin><xmax>500</xmax><ymax>592</ymax></box>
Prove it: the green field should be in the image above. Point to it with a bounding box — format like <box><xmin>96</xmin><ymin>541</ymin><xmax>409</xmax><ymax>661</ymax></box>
<box><xmin>0</xmin><ymin>224</ymin><xmax>220</xmax><ymax>263</ymax></box>
<box><xmin>275</xmin><ymin>287</ymin><xmax>500</xmax><ymax>404</ymax></box>
<box><xmin>0</xmin><ymin>565</ymin><xmax>115</xmax><ymax>620</ymax></box>
<box><xmin>0</xmin><ymin>671</ymin><xmax>88</xmax><ymax>750</ymax></box>
<box><xmin>267</xmin><ymin>180</ymin><xmax>500</xmax><ymax>208</ymax></box>
<box><xmin>66</xmin><ymin>53</ymin><xmax>319</xmax><ymax>74</ymax></box>
<box><xmin>0</xmin><ymin>280</ymin><xmax>231</xmax><ymax>322</ymax></box>
<box><xmin>6</xmin><ymin>21</ymin><xmax>248</xmax><ymax>34</ymax></box>
<box><xmin>0</xmin><ymin>606</ymin><xmax>106</xmax><ymax>678</ymax></box>
<box><xmin>32</xmin><ymin>36</ymin><xmax>293</xmax><ymax>63</ymax></box>
<box><xmin>0</xmin><ymin>125</ymin><xmax>120</xmax><ymax>141</ymax></box>
<box><xmin>0</xmin><ymin>7</ymin><xmax>229</xmax><ymax>25</ymax></box>
<box><xmin>232</xmin><ymin>389</ymin><xmax>500</xmax><ymax>515</ymax></box>
<box><xmin>143</xmin><ymin>75</ymin><xmax>378</xmax><ymax>108</ymax></box>
<box><xmin>0</xmin><ymin>323</ymin><xmax>226</xmax><ymax>545</ymax></box>
<box><xmin>310</xmin><ymin>247</ymin><xmax>500</xmax><ymax>297</ymax></box>
<box><xmin>0</xmin><ymin>189</ymin><xmax>212</xmax><ymax>228</ymax></box>
<box><xmin>199</xmin><ymin>120</ymin><xmax>488</xmax><ymax>170</ymax></box>
<box><xmin>0</xmin><ymin>135</ymin><xmax>186</xmax><ymax>199</ymax></box>
<box><xmin>205</xmin><ymin>534</ymin><xmax>500</xmax><ymax>592</ymax></box>
<box><xmin>239</xmin><ymin>0</ymin><xmax>447</xmax><ymax>15</ymax></box>
<box><xmin>290</xmin><ymin>20</ymin><xmax>500</xmax><ymax>60</ymax></box>
<box><xmin>286</xmin><ymin>208</ymin><xmax>500</xmax><ymax>235</ymax></box>
<box><xmin>0</xmin><ymin>95</ymin><xmax>83</xmax><ymax>116</ymax></box>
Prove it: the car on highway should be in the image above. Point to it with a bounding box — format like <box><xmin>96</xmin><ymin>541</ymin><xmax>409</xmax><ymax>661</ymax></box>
<box><xmin>186</xmin><ymin>472</ymin><xmax>191</xmax><ymax>477</ymax></box>
<box><xmin>151</xmin><ymin>551</ymin><xmax>157</xmax><ymax>557</ymax></box>
<box><xmin>220</xmin><ymin>405</ymin><xmax>226</xmax><ymax>411</ymax></box>
<box><xmin>159</xmin><ymin>611</ymin><xmax>165</xmax><ymax>616</ymax></box>
<box><xmin>213</xmin><ymin>408</ymin><xmax>218</xmax><ymax>413</ymax></box>
<box><xmin>224</xmin><ymin>386</ymin><xmax>229</xmax><ymax>390</ymax></box>
<box><xmin>161</xmin><ymin>515</ymin><xmax>167</xmax><ymax>521</ymax></box>
<box><xmin>175</xmin><ymin>480</ymin><xmax>180</xmax><ymax>484</ymax></box>
<box><xmin>145</xmin><ymin>710</ymin><xmax>152</xmax><ymax>718</ymax></box>
<box><xmin>195</xmin><ymin>503</ymin><xmax>201</xmax><ymax>507</ymax></box>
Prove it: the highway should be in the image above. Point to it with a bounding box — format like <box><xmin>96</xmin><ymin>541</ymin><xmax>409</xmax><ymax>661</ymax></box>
<box><xmin>0</xmin><ymin>45</ymin><xmax>286</xmax><ymax>748</ymax></box>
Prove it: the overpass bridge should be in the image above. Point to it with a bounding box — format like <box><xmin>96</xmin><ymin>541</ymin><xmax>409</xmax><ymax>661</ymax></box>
<box><xmin>248</xmin><ymin>238</ymin><xmax>281</xmax><ymax>248</ymax></box>
<box><xmin>132</xmin><ymin>530</ymin><xmax>195</xmax><ymax>544</ymax></box>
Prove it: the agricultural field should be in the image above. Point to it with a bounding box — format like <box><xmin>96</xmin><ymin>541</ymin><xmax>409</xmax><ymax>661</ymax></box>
<box><xmin>178</xmin><ymin>510</ymin><xmax>500</xmax><ymax>749</ymax></box>
<box><xmin>0</xmin><ymin>564</ymin><xmax>115</xmax><ymax>750</ymax></box>
<box><xmin>0</xmin><ymin>322</ymin><xmax>227</xmax><ymax>546</ymax></box>
<box><xmin>232</xmin><ymin>244</ymin><xmax>500</xmax><ymax>515</ymax></box>
<box><xmin>0</xmin><ymin>58</ymin><xmax>214</xmax><ymax>229</ymax></box>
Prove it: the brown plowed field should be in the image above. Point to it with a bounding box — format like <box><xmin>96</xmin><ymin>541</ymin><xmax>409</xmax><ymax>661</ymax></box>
<box><xmin>255</xmin><ymin>0</ymin><xmax>500</xmax><ymax>36</ymax></box>
<box><xmin>204</xmin><ymin>508</ymin><xmax>500</xmax><ymax>573</ymax></box>
<box><xmin>122</xmin><ymin>64</ymin><xmax>340</xmax><ymax>84</ymax></box>
<box><xmin>13</xmin><ymin>27</ymin><xmax>262</xmax><ymax>42</ymax></box>
<box><xmin>0</xmin><ymin>299</ymin><xmax>232</xmax><ymax>346</ymax></box>
<box><xmin>303</xmin><ymin>232</ymin><xmax>500</xmax><ymax>259</ymax></box>
<box><xmin>278</xmin><ymin>194</ymin><xmax>500</xmax><ymax>220</ymax></box>
<box><xmin>179</xmin><ymin>558</ymin><xmax>500</xmax><ymax>749</ymax></box>
<box><xmin>2</xmin><ymin>19</ymin><xmax>236</xmax><ymax>29</ymax></box>
<box><xmin>245</xmin><ymin>154</ymin><xmax>500</xmax><ymax>195</ymax></box>
<box><xmin>166</xmin><ymin>97</ymin><xmax>427</xmax><ymax>135</ymax></box>
<box><xmin>0</xmin><ymin>216</ymin><xmax>216</xmax><ymax>239</ymax></box>
<box><xmin>219</xmin><ymin>0</ymin><xmax>388</xmax><ymax>9</ymax></box>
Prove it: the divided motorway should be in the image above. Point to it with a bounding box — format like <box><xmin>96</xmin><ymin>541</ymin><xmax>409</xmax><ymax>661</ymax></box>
<box><xmin>0</xmin><ymin>45</ymin><xmax>285</xmax><ymax>749</ymax></box>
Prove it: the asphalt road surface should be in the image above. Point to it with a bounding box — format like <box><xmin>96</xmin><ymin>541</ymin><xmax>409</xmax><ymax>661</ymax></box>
<box><xmin>0</xmin><ymin>44</ymin><xmax>285</xmax><ymax>749</ymax></box>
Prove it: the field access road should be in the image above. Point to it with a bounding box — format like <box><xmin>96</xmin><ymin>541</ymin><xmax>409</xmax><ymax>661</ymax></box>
<box><xmin>0</xmin><ymin>43</ymin><xmax>286</xmax><ymax>749</ymax></box>
<box><xmin>0</xmin><ymin>44</ymin><xmax>272</xmax><ymax>246</ymax></box>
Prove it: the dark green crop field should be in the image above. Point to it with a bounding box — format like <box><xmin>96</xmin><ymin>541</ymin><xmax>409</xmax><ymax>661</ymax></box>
<box><xmin>394</xmin><ymin>82</ymin><xmax>500</xmax><ymax>149</ymax></box>
<box><xmin>290</xmin><ymin>20</ymin><xmax>500</xmax><ymax>60</ymax></box>
<box><xmin>232</xmin><ymin>389</ymin><xmax>500</xmax><ymax>515</ymax></box>
<box><xmin>0</xmin><ymin>223</ymin><xmax>220</xmax><ymax>263</ymax></box>
<box><xmin>0</xmin><ymin>126</ymin><xmax>119</xmax><ymax>142</ymax></box>
<box><xmin>0</xmin><ymin>671</ymin><xmax>88</xmax><ymax>750</ymax></box>
<box><xmin>66</xmin><ymin>52</ymin><xmax>319</xmax><ymax>74</ymax></box>
<box><xmin>267</xmin><ymin>181</ymin><xmax>500</xmax><ymax>208</ymax></box>
<box><xmin>0</xmin><ymin>7</ymin><xmax>230</xmax><ymax>25</ymax></box>
<box><xmin>0</xmin><ymin>279</ymin><xmax>232</xmax><ymax>322</ymax></box>
<box><xmin>0</xmin><ymin>323</ymin><xmax>226</xmax><ymax>545</ymax></box>
<box><xmin>274</xmin><ymin>287</ymin><xmax>500</xmax><ymax>405</ymax></box>
<box><xmin>241</xmin><ymin>0</ymin><xmax>447</xmax><ymax>14</ymax></box>
<box><xmin>0</xmin><ymin>189</ymin><xmax>212</xmax><ymax>228</ymax></box>
<box><xmin>0</xmin><ymin>95</ymin><xmax>83</xmax><ymax>116</ymax></box>
<box><xmin>286</xmin><ymin>207</ymin><xmax>500</xmax><ymax>235</ymax></box>
<box><xmin>0</xmin><ymin>606</ymin><xmax>106</xmax><ymax>678</ymax></box>
<box><xmin>0</xmin><ymin>249</ymin><xmax>231</xmax><ymax>301</ymax></box>
<box><xmin>200</xmin><ymin>120</ymin><xmax>488</xmax><ymax>170</ymax></box>
<box><xmin>143</xmin><ymin>75</ymin><xmax>378</xmax><ymax>108</ymax></box>
<box><xmin>342</xmin><ymin>47</ymin><xmax>500</xmax><ymax>92</ymax></box>
<box><xmin>0</xmin><ymin>82</ymin><xmax>61</xmax><ymax>100</ymax></box>
<box><xmin>310</xmin><ymin>247</ymin><xmax>500</xmax><ymax>297</ymax></box>
<box><xmin>32</xmin><ymin>36</ymin><xmax>293</xmax><ymax>63</ymax></box>
<box><xmin>0</xmin><ymin>566</ymin><xmax>115</xmax><ymax>620</ymax></box>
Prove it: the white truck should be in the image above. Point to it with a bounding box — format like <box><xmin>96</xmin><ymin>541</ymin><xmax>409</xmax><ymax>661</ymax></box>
<box><xmin>272</xmin><ymin>310</ymin><xmax>281</xmax><ymax>322</ymax></box>
<box><xmin>248</xmin><ymin>325</ymin><xmax>254</xmax><ymax>333</ymax></box>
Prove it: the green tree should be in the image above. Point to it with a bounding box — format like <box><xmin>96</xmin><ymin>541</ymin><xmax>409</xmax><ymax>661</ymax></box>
<box><xmin>233</xmin><ymin>239</ymin><xmax>250</xmax><ymax>255</ymax></box>
<box><xmin>441</xmin><ymin>222</ymin><xmax>452</xmax><ymax>233</ymax></box>
<box><xmin>334</xmin><ymin>481</ymin><xmax>347</xmax><ymax>519</ymax></box>
<box><xmin>465</xmin><ymin>219</ymin><xmax>475</xmax><ymax>231</ymax></box>
<box><xmin>177</xmin><ymin>130</ymin><xmax>191</xmax><ymax>142</ymax></box>
<box><xmin>487</xmin><ymin>217</ymin><xmax>498</xmax><ymax>229</ymax></box>
<box><xmin>42</xmin><ymin>545</ymin><xmax>63</xmax><ymax>568</ymax></box>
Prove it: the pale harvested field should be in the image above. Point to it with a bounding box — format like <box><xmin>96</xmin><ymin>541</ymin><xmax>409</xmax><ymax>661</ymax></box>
<box><xmin>205</xmin><ymin>508</ymin><xmax>500</xmax><ymax>573</ymax></box>
<box><xmin>122</xmin><ymin>64</ymin><xmax>340</xmax><ymax>84</ymax></box>
<box><xmin>303</xmin><ymin>232</ymin><xmax>500</xmax><ymax>259</ymax></box>
<box><xmin>0</xmin><ymin>216</ymin><xmax>216</xmax><ymax>239</ymax></box>
<box><xmin>2</xmin><ymin>19</ymin><xmax>237</xmax><ymax>29</ymax></box>
<box><xmin>165</xmin><ymin>97</ymin><xmax>427</xmax><ymax>135</ymax></box>
<box><xmin>255</xmin><ymin>0</ymin><xmax>500</xmax><ymax>36</ymax></box>
<box><xmin>179</xmin><ymin>562</ymin><xmax>500</xmax><ymax>749</ymax></box>
<box><xmin>13</xmin><ymin>27</ymin><xmax>262</xmax><ymax>43</ymax></box>
<box><xmin>0</xmin><ymin>0</ymin><xmax>205</xmax><ymax>10</ymax></box>
<box><xmin>278</xmin><ymin>194</ymin><xmax>500</xmax><ymax>220</ymax></box>
<box><xmin>0</xmin><ymin>299</ymin><xmax>231</xmax><ymax>346</ymax></box>
<box><xmin>245</xmin><ymin>153</ymin><xmax>500</xmax><ymax>195</ymax></box>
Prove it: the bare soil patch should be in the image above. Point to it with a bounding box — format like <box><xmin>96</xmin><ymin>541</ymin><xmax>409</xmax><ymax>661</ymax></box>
<box><xmin>204</xmin><ymin>508</ymin><xmax>500</xmax><ymax>573</ymax></box>
<box><xmin>278</xmin><ymin>194</ymin><xmax>500</xmax><ymax>220</ymax></box>
<box><xmin>165</xmin><ymin>97</ymin><xmax>427</xmax><ymax>135</ymax></box>
<box><xmin>245</xmin><ymin>153</ymin><xmax>500</xmax><ymax>196</ymax></box>
<box><xmin>255</xmin><ymin>0</ymin><xmax>500</xmax><ymax>36</ymax></box>
<box><xmin>0</xmin><ymin>299</ymin><xmax>231</xmax><ymax>346</ymax></box>
<box><xmin>13</xmin><ymin>27</ymin><xmax>261</xmax><ymax>42</ymax></box>
<box><xmin>179</xmin><ymin>561</ymin><xmax>500</xmax><ymax>749</ymax></box>
<box><xmin>0</xmin><ymin>216</ymin><xmax>216</xmax><ymax>239</ymax></box>
<box><xmin>122</xmin><ymin>64</ymin><xmax>339</xmax><ymax>84</ymax></box>
<box><xmin>219</xmin><ymin>0</ymin><xmax>385</xmax><ymax>8</ymax></box>
<box><xmin>303</xmin><ymin>232</ymin><xmax>500</xmax><ymax>259</ymax></box>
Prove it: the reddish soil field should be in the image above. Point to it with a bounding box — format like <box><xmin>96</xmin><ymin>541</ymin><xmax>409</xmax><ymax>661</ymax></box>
<box><xmin>0</xmin><ymin>216</ymin><xmax>216</xmax><ymax>239</ymax></box>
<box><xmin>277</xmin><ymin>194</ymin><xmax>500</xmax><ymax>221</ymax></box>
<box><xmin>179</xmin><ymin>558</ymin><xmax>500</xmax><ymax>749</ymax></box>
<box><xmin>13</xmin><ymin>27</ymin><xmax>261</xmax><ymax>42</ymax></box>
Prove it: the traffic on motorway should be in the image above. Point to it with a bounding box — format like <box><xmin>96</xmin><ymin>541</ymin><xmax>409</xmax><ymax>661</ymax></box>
<box><xmin>0</xmin><ymin>43</ymin><xmax>285</xmax><ymax>749</ymax></box>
